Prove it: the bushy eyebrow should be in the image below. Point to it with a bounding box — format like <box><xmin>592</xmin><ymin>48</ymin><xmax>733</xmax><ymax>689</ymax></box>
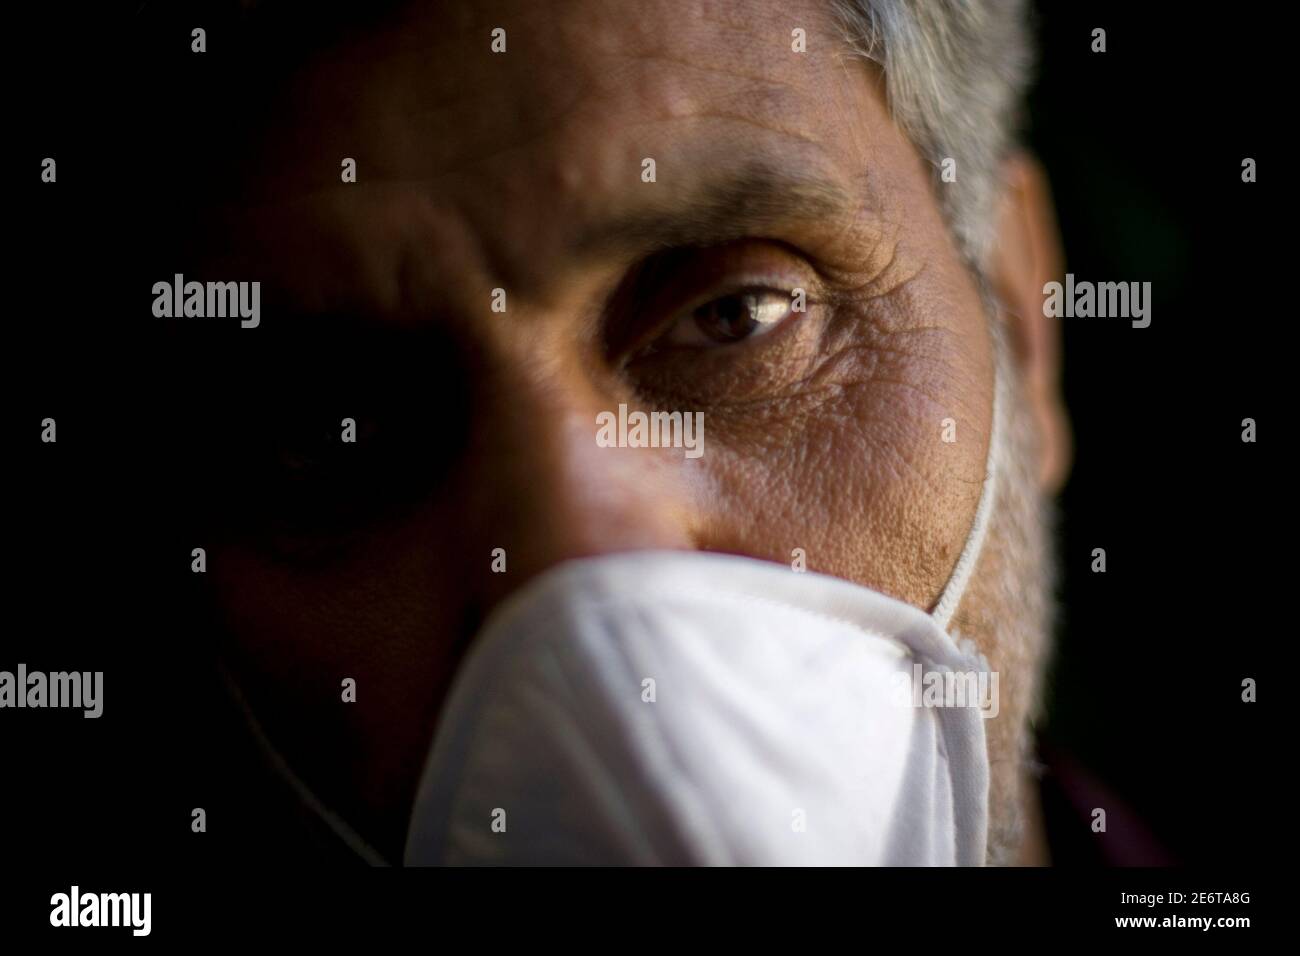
<box><xmin>572</xmin><ymin>162</ymin><xmax>856</xmax><ymax>257</ymax></box>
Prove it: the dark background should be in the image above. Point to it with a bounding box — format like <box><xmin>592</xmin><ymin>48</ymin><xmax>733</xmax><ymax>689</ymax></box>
<box><xmin>1026</xmin><ymin>1</ymin><xmax>1276</xmax><ymax>865</ymax></box>
<box><xmin>4</xmin><ymin>0</ymin><xmax>1280</xmax><ymax>896</ymax></box>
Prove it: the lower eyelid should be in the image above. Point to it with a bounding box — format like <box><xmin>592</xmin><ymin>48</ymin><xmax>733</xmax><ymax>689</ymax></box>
<box><xmin>623</xmin><ymin>304</ymin><xmax>831</xmax><ymax>411</ymax></box>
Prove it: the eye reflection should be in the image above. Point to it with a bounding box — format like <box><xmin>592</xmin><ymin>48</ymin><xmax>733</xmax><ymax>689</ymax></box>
<box><xmin>661</xmin><ymin>289</ymin><xmax>793</xmax><ymax>348</ymax></box>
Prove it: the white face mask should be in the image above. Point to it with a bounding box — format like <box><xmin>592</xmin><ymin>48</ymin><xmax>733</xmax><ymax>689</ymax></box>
<box><xmin>402</xmin><ymin>382</ymin><xmax>1006</xmax><ymax>867</ymax></box>
<box><xmin>227</xmin><ymin>376</ymin><xmax>1005</xmax><ymax>867</ymax></box>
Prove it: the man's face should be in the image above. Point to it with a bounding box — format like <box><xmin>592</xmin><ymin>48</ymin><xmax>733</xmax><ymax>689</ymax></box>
<box><xmin>200</xmin><ymin>0</ymin><xmax>1021</xmax><ymax>856</ymax></box>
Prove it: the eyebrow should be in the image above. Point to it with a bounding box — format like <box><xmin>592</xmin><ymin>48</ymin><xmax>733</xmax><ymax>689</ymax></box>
<box><xmin>572</xmin><ymin>163</ymin><xmax>857</xmax><ymax>257</ymax></box>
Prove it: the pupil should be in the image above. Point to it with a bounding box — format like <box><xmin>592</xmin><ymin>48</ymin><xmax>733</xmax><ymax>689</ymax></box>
<box><xmin>698</xmin><ymin>295</ymin><xmax>755</xmax><ymax>342</ymax></box>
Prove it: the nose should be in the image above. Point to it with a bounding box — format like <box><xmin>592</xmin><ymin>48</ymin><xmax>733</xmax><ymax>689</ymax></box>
<box><xmin>449</xmin><ymin>345</ymin><xmax>702</xmax><ymax>618</ymax></box>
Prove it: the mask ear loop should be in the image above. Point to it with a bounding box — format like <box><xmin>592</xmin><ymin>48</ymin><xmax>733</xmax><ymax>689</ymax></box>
<box><xmin>219</xmin><ymin>663</ymin><xmax>392</xmax><ymax>866</ymax></box>
<box><xmin>930</xmin><ymin>356</ymin><xmax>1005</xmax><ymax>633</ymax></box>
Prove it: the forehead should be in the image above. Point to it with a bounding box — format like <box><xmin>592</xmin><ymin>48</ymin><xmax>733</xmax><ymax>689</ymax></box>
<box><xmin>248</xmin><ymin>0</ymin><xmax>881</xmax><ymax>209</ymax></box>
<box><xmin>207</xmin><ymin>0</ymin><xmax>925</xmax><ymax>317</ymax></box>
<box><xmin>283</xmin><ymin>1</ymin><xmax>846</xmax><ymax>148</ymax></box>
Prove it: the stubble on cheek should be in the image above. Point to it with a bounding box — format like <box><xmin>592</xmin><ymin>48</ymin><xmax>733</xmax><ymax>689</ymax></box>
<box><xmin>949</xmin><ymin>324</ymin><xmax>1056</xmax><ymax>865</ymax></box>
<box><xmin>205</xmin><ymin>515</ymin><xmax>466</xmax><ymax>847</ymax></box>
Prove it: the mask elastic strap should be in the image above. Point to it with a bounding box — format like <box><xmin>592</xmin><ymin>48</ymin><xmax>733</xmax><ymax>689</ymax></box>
<box><xmin>930</xmin><ymin>361</ymin><xmax>1004</xmax><ymax>632</ymax></box>
<box><xmin>219</xmin><ymin>663</ymin><xmax>391</xmax><ymax>866</ymax></box>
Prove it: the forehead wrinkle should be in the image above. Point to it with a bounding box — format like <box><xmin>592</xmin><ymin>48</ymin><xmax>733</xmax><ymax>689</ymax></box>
<box><xmin>659</xmin><ymin>108</ymin><xmax>825</xmax><ymax>150</ymax></box>
<box><xmin>570</xmin><ymin>158</ymin><xmax>865</xmax><ymax>258</ymax></box>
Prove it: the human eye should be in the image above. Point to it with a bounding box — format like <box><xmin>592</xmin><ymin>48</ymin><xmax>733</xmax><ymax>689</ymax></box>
<box><xmin>656</xmin><ymin>286</ymin><xmax>797</xmax><ymax>349</ymax></box>
<box><xmin>611</xmin><ymin>240</ymin><xmax>822</xmax><ymax>366</ymax></box>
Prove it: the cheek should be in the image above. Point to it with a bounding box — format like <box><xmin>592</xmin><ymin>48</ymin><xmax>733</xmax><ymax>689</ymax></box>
<box><xmin>691</xmin><ymin>304</ymin><xmax>991</xmax><ymax>610</ymax></box>
<box><xmin>207</xmin><ymin>529</ymin><xmax>459</xmax><ymax>721</ymax></box>
<box><xmin>207</xmin><ymin>531</ymin><xmax>470</xmax><ymax>813</ymax></box>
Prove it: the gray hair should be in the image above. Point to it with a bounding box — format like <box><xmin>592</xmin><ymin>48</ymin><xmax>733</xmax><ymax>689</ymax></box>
<box><xmin>831</xmin><ymin>0</ymin><xmax>1034</xmax><ymax>267</ymax></box>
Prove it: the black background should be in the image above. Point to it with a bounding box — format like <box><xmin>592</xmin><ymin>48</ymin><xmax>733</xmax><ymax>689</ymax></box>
<box><xmin>1028</xmin><ymin>1</ymin><xmax>1276</xmax><ymax>866</ymax></box>
<box><xmin>3</xmin><ymin>0</ymin><xmax>1281</xmax><ymax>934</ymax></box>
